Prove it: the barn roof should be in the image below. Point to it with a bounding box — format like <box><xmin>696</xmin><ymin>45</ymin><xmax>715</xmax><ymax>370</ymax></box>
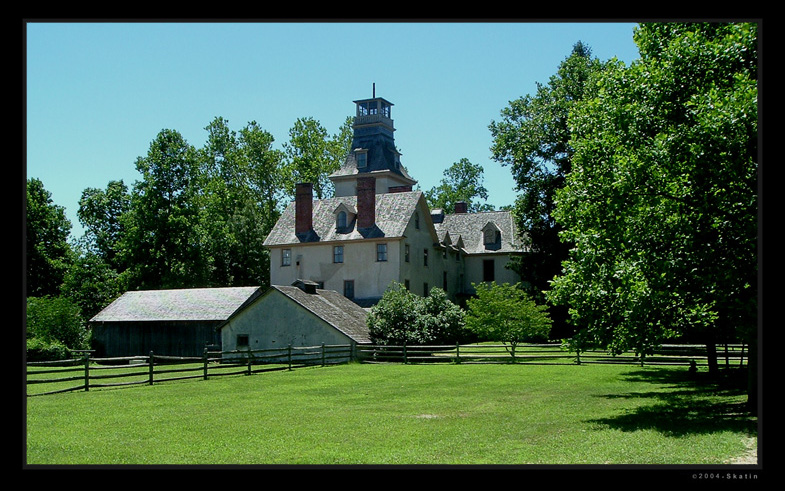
<box><xmin>89</xmin><ymin>286</ymin><xmax>262</xmax><ymax>323</ymax></box>
<box><xmin>272</xmin><ymin>284</ymin><xmax>372</xmax><ymax>344</ymax></box>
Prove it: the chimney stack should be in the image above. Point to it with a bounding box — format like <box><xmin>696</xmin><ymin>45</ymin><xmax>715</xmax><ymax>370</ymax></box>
<box><xmin>295</xmin><ymin>182</ymin><xmax>313</xmax><ymax>235</ymax></box>
<box><xmin>455</xmin><ymin>201</ymin><xmax>468</xmax><ymax>214</ymax></box>
<box><xmin>357</xmin><ymin>177</ymin><xmax>376</xmax><ymax>229</ymax></box>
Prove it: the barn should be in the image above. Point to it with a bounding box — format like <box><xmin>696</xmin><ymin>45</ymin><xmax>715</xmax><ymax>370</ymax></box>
<box><xmin>89</xmin><ymin>286</ymin><xmax>262</xmax><ymax>358</ymax></box>
<box><xmin>219</xmin><ymin>280</ymin><xmax>371</xmax><ymax>362</ymax></box>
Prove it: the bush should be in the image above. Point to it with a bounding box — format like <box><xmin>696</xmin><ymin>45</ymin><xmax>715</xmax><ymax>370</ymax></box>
<box><xmin>26</xmin><ymin>337</ymin><xmax>72</xmax><ymax>362</ymax></box>
<box><xmin>368</xmin><ymin>283</ymin><xmax>465</xmax><ymax>345</ymax></box>
<box><xmin>26</xmin><ymin>296</ymin><xmax>89</xmax><ymax>350</ymax></box>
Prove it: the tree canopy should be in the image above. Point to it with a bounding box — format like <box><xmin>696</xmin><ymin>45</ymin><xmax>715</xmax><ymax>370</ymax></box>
<box><xmin>424</xmin><ymin>158</ymin><xmax>494</xmax><ymax>213</ymax></box>
<box><xmin>489</xmin><ymin>41</ymin><xmax>604</xmax><ymax>335</ymax></box>
<box><xmin>547</xmin><ymin>23</ymin><xmax>757</xmax><ymax>380</ymax></box>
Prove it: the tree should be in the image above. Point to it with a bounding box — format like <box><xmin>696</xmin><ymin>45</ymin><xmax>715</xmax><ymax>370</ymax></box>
<box><xmin>26</xmin><ymin>178</ymin><xmax>73</xmax><ymax>297</ymax></box>
<box><xmin>282</xmin><ymin>117</ymin><xmax>352</xmax><ymax>200</ymax></box>
<box><xmin>424</xmin><ymin>158</ymin><xmax>494</xmax><ymax>213</ymax></box>
<box><xmin>367</xmin><ymin>283</ymin><xmax>466</xmax><ymax>345</ymax></box>
<box><xmin>198</xmin><ymin>118</ymin><xmax>283</xmax><ymax>287</ymax></box>
<box><xmin>465</xmin><ymin>282</ymin><xmax>552</xmax><ymax>356</ymax></box>
<box><xmin>488</xmin><ymin>41</ymin><xmax>604</xmax><ymax>336</ymax></box>
<box><xmin>77</xmin><ymin>179</ymin><xmax>131</xmax><ymax>271</ymax></box>
<box><xmin>119</xmin><ymin>129</ymin><xmax>208</xmax><ymax>290</ymax></box>
<box><xmin>548</xmin><ymin>23</ymin><xmax>757</xmax><ymax>397</ymax></box>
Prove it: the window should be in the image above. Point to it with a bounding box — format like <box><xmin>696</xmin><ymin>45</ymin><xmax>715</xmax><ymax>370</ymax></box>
<box><xmin>337</xmin><ymin>211</ymin><xmax>347</xmax><ymax>229</ymax></box>
<box><xmin>443</xmin><ymin>271</ymin><xmax>448</xmax><ymax>290</ymax></box>
<box><xmin>483</xmin><ymin>259</ymin><xmax>495</xmax><ymax>282</ymax></box>
<box><xmin>415</xmin><ymin>212</ymin><xmax>420</xmax><ymax>229</ymax></box>
<box><xmin>237</xmin><ymin>334</ymin><xmax>249</xmax><ymax>348</ymax></box>
<box><xmin>357</xmin><ymin>152</ymin><xmax>367</xmax><ymax>168</ymax></box>
<box><xmin>344</xmin><ymin>280</ymin><xmax>355</xmax><ymax>299</ymax></box>
<box><xmin>282</xmin><ymin>249</ymin><xmax>292</xmax><ymax>266</ymax></box>
<box><xmin>376</xmin><ymin>243</ymin><xmax>388</xmax><ymax>262</ymax></box>
<box><xmin>333</xmin><ymin>245</ymin><xmax>344</xmax><ymax>263</ymax></box>
<box><xmin>405</xmin><ymin>244</ymin><xmax>410</xmax><ymax>262</ymax></box>
<box><xmin>423</xmin><ymin>249</ymin><xmax>429</xmax><ymax>267</ymax></box>
<box><xmin>423</xmin><ymin>283</ymin><xmax>429</xmax><ymax>297</ymax></box>
<box><xmin>404</xmin><ymin>279</ymin><xmax>410</xmax><ymax>290</ymax></box>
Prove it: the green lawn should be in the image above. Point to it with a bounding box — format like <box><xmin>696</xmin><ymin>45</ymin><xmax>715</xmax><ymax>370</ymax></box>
<box><xmin>25</xmin><ymin>362</ymin><xmax>757</xmax><ymax>466</ymax></box>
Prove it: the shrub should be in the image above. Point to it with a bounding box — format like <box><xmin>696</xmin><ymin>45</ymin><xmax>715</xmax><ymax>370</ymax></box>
<box><xmin>368</xmin><ymin>283</ymin><xmax>465</xmax><ymax>345</ymax></box>
<box><xmin>26</xmin><ymin>296</ymin><xmax>89</xmax><ymax>350</ymax></box>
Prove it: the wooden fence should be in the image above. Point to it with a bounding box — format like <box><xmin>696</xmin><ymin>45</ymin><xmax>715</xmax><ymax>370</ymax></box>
<box><xmin>27</xmin><ymin>342</ymin><xmax>746</xmax><ymax>397</ymax></box>
<box><xmin>26</xmin><ymin>343</ymin><xmax>354</xmax><ymax>397</ymax></box>
<box><xmin>355</xmin><ymin>342</ymin><xmax>748</xmax><ymax>367</ymax></box>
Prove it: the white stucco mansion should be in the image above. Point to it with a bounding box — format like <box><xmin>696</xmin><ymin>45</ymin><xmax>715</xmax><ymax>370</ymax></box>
<box><xmin>263</xmin><ymin>94</ymin><xmax>526</xmax><ymax>306</ymax></box>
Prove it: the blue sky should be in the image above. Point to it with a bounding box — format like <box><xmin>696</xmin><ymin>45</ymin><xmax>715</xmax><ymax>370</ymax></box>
<box><xmin>26</xmin><ymin>21</ymin><xmax>641</xmax><ymax>238</ymax></box>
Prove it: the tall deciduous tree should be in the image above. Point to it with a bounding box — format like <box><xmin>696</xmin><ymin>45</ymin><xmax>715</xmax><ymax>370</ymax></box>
<box><xmin>282</xmin><ymin>116</ymin><xmax>352</xmax><ymax>199</ymax></box>
<box><xmin>77</xmin><ymin>179</ymin><xmax>131</xmax><ymax>271</ymax></box>
<box><xmin>199</xmin><ymin>117</ymin><xmax>284</xmax><ymax>287</ymax></box>
<box><xmin>26</xmin><ymin>178</ymin><xmax>73</xmax><ymax>297</ymax></box>
<box><xmin>489</xmin><ymin>42</ymin><xmax>604</xmax><ymax>336</ymax></box>
<box><xmin>425</xmin><ymin>158</ymin><xmax>494</xmax><ymax>213</ymax></box>
<box><xmin>120</xmin><ymin>129</ymin><xmax>207</xmax><ymax>290</ymax></box>
<box><xmin>548</xmin><ymin>23</ymin><xmax>757</xmax><ymax>404</ymax></box>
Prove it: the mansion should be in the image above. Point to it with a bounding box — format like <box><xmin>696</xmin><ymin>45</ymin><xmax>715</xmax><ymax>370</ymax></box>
<box><xmin>264</xmin><ymin>94</ymin><xmax>525</xmax><ymax>306</ymax></box>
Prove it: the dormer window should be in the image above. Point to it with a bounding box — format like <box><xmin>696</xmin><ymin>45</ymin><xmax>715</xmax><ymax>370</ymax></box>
<box><xmin>482</xmin><ymin>222</ymin><xmax>502</xmax><ymax>250</ymax></box>
<box><xmin>334</xmin><ymin>203</ymin><xmax>356</xmax><ymax>232</ymax></box>
<box><xmin>355</xmin><ymin>149</ymin><xmax>368</xmax><ymax>168</ymax></box>
<box><xmin>337</xmin><ymin>211</ymin><xmax>347</xmax><ymax>229</ymax></box>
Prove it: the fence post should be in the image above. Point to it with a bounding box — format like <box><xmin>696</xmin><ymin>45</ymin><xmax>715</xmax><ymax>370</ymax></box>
<box><xmin>456</xmin><ymin>342</ymin><xmax>461</xmax><ymax>364</ymax></box>
<box><xmin>247</xmin><ymin>347</ymin><xmax>252</xmax><ymax>375</ymax></box>
<box><xmin>576</xmin><ymin>349</ymin><xmax>581</xmax><ymax>365</ymax></box>
<box><xmin>203</xmin><ymin>347</ymin><xmax>209</xmax><ymax>380</ymax></box>
<box><xmin>83</xmin><ymin>352</ymin><xmax>90</xmax><ymax>392</ymax></box>
<box><xmin>148</xmin><ymin>351</ymin><xmax>154</xmax><ymax>385</ymax></box>
<box><xmin>288</xmin><ymin>345</ymin><xmax>292</xmax><ymax>370</ymax></box>
<box><xmin>403</xmin><ymin>343</ymin><xmax>408</xmax><ymax>364</ymax></box>
<box><xmin>322</xmin><ymin>343</ymin><xmax>326</xmax><ymax>367</ymax></box>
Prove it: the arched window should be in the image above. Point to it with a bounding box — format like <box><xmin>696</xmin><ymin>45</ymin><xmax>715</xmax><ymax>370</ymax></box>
<box><xmin>337</xmin><ymin>211</ymin><xmax>347</xmax><ymax>229</ymax></box>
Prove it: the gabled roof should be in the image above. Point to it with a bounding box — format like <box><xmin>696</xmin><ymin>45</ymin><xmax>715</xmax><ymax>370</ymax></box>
<box><xmin>264</xmin><ymin>191</ymin><xmax>427</xmax><ymax>247</ymax></box>
<box><xmin>89</xmin><ymin>287</ymin><xmax>262</xmax><ymax>323</ymax></box>
<box><xmin>435</xmin><ymin>210</ymin><xmax>526</xmax><ymax>255</ymax></box>
<box><xmin>271</xmin><ymin>285</ymin><xmax>371</xmax><ymax>344</ymax></box>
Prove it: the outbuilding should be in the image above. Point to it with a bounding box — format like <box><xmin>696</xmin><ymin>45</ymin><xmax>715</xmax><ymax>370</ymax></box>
<box><xmin>219</xmin><ymin>280</ymin><xmax>371</xmax><ymax>362</ymax></box>
<box><xmin>89</xmin><ymin>286</ymin><xmax>262</xmax><ymax>358</ymax></box>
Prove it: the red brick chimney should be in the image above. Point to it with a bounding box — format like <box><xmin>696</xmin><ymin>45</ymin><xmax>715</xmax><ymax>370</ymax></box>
<box><xmin>455</xmin><ymin>201</ymin><xmax>468</xmax><ymax>214</ymax></box>
<box><xmin>357</xmin><ymin>177</ymin><xmax>376</xmax><ymax>229</ymax></box>
<box><xmin>295</xmin><ymin>182</ymin><xmax>313</xmax><ymax>235</ymax></box>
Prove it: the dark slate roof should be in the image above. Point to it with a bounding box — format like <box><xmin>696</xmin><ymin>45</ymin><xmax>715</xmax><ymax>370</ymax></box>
<box><xmin>272</xmin><ymin>285</ymin><xmax>371</xmax><ymax>344</ymax></box>
<box><xmin>264</xmin><ymin>191</ymin><xmax>424</xmax><ymax>247</ymax></box>
<box><xmin>89</xmin><ymin>287</ymin><xmax>262</xmax><ymax>323</ymax></box>
<box><xmin>435</xmin><ymin>210</ymin><xmax>526</xmax><ymax>255</ymax></box>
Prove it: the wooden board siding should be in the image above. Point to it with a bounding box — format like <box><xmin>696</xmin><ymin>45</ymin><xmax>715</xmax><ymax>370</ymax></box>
<box><xmin>91</xmin><ymin>320</ymin><xmax>222</xmax><ymax>358</ymax></box>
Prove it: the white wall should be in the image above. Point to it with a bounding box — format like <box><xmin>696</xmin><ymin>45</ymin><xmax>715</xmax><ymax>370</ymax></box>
<box><xmin>221</xmin><ymin>290</ymin><xmax>353</xmax><ymax>355</ymax></box>
<box><xmin>269</xmin><ymin>239</ymin><xmax>402</xmax><ymax>300</ymax></box>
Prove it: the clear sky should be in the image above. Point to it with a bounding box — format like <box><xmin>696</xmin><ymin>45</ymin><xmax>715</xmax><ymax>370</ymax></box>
<box><xmin>26</xmin><ymin>21</ymin><xmax>642</xmax><ymax>238</ymax></box>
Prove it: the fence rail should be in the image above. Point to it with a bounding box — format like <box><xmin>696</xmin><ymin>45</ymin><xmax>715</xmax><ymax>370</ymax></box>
<box><xmin>26</xmin><ymin>343</ymin><xmax>353</xmax><ymax>397</ymax></box>
<box><xmin>356</xmin><ymin>342</ymin><xmax>748</xmax><ymax>367</ymax></box>
<box><xmin>27</xmin><ymin>342</ymin><xmax>746</xmax><ymax>397</ymax></box>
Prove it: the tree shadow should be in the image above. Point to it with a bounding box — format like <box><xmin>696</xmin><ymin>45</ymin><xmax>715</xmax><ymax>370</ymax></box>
<box><xmin>587</xmin><ymin>367</ymin><xmax>757</xmax><ymax>437</ymax></box>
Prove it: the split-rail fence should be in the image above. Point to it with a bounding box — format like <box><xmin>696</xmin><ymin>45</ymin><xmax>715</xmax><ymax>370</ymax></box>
<box><xmin>26</xmin><ymin>342</ymin><xmax>747</xmax><ymax>397</ymax></box>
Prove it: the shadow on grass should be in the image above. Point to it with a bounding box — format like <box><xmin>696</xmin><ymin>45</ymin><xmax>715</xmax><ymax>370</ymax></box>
<box><xmin>587</xmin><ymin>367</ymin><xmax>757</xmax><ymax>437</ymax></box>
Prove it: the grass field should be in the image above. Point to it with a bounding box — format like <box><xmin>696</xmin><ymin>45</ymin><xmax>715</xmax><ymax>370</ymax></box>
<box><xmin>25</xmin><ymin>362</ymin><xmax>757</xmax><ymax>467</ymax></box>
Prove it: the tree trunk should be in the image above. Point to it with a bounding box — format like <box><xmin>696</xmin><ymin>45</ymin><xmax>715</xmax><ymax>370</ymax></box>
<box><xmin>746</xmin><ymin>336</ymin><xmax>758</xmax><ymax>413</ymax></box>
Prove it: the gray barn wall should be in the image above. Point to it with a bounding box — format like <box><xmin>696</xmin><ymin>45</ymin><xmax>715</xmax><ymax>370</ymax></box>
<box><xmin>91</xmin><ymin>320</ymin><xmax>222</xmax><ymax>358</ymax></box>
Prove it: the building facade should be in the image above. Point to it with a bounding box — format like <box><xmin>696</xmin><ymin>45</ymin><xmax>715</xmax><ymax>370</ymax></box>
<box><xmin>264</xmin><ymin>94</ymin><xmax>526</xmax><ymax>306</ymax></box>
